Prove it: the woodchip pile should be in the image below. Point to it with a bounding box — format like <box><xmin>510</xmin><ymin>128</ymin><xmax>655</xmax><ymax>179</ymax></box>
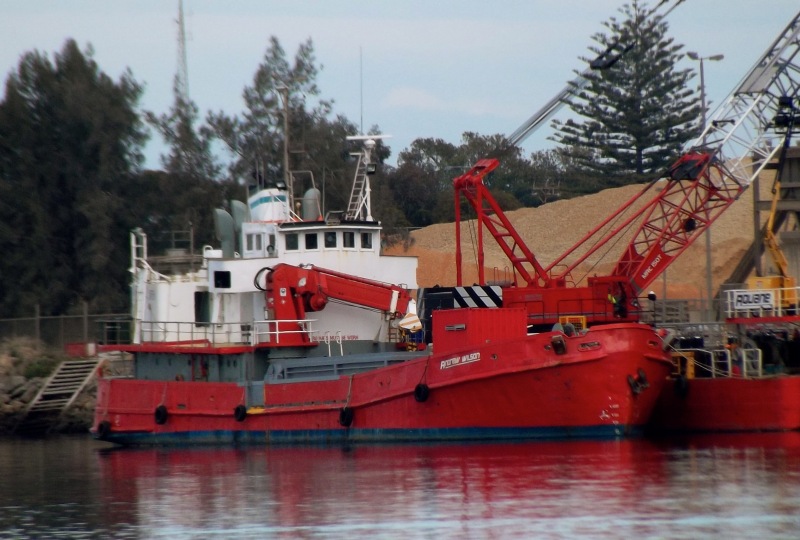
<box><xmin>385</xmin><ymin>175</ymin><xmax>773</xmax><ymax>300</ymax></box>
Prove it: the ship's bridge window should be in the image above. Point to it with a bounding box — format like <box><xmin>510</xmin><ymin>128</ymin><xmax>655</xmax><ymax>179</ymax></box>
<box><xmin>305</xmin><ymin>233</ymin><xmax>318</xmax><ymax>250</ymax></box>
<box><xmin>324</xmin><ymin>231</ymin><xmax>337</xmax><ymax>248</ymax></box>
<box><xmin>343</xmin><ymin>231</ymin><xmax>355</xmax><ymax>248</ymax></box>
<box><xmin>361</xmin><ymin>232</ymin><xmax>373</xmax><ymax>249</ymax></box>
<box><xmin>245</xmin><ymin>233</ymin><xmax>263</xmax><ymax>253</ymax></box>
<box><xmin>285</xmin><ymin>233</ymin><xmax>299</xmax><ymax>251</ymax></box>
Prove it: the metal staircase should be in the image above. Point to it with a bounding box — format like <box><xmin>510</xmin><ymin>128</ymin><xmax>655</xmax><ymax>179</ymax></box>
<box><xmin>13</xmin><ymin>358</ymin><xmax>103</xmax><ymax>436</ymax></box>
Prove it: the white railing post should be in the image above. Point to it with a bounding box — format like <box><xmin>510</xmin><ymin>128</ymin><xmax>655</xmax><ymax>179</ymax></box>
<box><xmin>323</xmin><ymin>332</ymin><xmax>331</xmax><ymax>356</ymax></box>
<box><xmin>335</xmin><ymin>331</ymin><xmax>344</xmax><ymax>356</ymax></box>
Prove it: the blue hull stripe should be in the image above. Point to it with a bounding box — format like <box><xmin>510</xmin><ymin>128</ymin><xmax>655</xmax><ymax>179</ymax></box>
<box><xmin>101</xmin><ymin>425</ymin><xmax>640</xmax><ymax>447</ymax></box>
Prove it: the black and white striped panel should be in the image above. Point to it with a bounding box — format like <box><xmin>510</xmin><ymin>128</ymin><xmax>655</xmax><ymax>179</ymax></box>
<box><xmin>452</xmin><ymin>286</ymin><xmax>503</xmax><ymax>308</ymax></box>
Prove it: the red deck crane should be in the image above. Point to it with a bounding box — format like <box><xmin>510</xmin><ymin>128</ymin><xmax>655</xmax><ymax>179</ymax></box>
<box><xmin>259</xmin><ymin>263</ymin><xmax>415</xmax><ymax>346</ymax></box>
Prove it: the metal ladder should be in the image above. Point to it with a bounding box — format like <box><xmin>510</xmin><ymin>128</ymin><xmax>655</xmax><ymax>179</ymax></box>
<box><xmin>13</xmin><ymin>358</ymin><xmax>103</xmax><ymax>436</ymax></box>
<box><xmin>345</xmin><ymin>153</ymin><xmax>368</xmax><ymax>220</ymax></box>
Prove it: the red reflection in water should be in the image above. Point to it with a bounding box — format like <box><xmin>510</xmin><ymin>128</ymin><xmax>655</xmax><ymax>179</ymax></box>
<box><xmin>97</xmin><ymin>440</ymin><xmax>670</xmax><ymax>531</ymax></box>
<box><xmin>95</xmin><ymin>434</ymin><xmax>800</xmax><ymax>536</ymax></box>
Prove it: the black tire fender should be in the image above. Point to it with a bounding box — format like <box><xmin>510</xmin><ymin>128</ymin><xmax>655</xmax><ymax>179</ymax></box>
<box><xmin>234</xmin><ymin>404</ymin><xmax>247</xmax><ymax>422</ymax></box>
<box><xmin>414</xmin><ymin>383</ymin><xmax>430</xmax><ymax>403</ymax></box>
<box><xmin>339</xmin><ymin>407</ymin><xmax>354</xmax><ymax>427</ymax></box>
<box><xmin>97</xmin><ymin>420</ymin><xmax>111</xmax><ymax>438</ymax></box>
<box><xmin>154</xmin><ymin>405</ymin><xmax>168</xmax><ymax>425</ymax></box>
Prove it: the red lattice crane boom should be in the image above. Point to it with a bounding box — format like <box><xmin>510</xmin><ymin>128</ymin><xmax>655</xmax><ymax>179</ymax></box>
<box><xmin>549</xmin><ymin>10</ymin><xmax>800</xmax><ymax>295</ymax></box>
<box><xmin>453</xmin><ymin>10</ymin><xmax>800</xmax><ymax>329</ymax></box>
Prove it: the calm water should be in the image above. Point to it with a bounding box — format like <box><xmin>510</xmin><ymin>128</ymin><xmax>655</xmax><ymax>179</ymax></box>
<box><xmin>1</xmin><ymin>434</ymin><xmax>799</xmax><ymax>539</ymax></box>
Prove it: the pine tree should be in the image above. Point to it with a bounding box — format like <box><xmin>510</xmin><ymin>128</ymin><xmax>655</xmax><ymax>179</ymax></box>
<box><xmin>551</xmin><ymin>0</ymin><xmax>701</xmax><ymax>186</ymax></box>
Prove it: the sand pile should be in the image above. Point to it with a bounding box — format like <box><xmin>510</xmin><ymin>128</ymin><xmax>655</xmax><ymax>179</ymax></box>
<box><xmin>385</xmin><ymin>174</ymin><xmax>772</xmax><ymax>299</ymax></box>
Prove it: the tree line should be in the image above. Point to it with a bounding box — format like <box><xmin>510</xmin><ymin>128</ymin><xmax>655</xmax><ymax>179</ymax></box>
<box><xmin>0</xmin><ymin>1</ymin><xmax>700</xmax><ymax>318</ymax></box>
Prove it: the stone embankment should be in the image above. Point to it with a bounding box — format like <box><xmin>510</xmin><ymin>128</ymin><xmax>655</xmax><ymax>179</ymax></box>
<box><xmin>0</xmin><ymin>338</ymin><xmax>95</xmax><ymax>435</ymax></box>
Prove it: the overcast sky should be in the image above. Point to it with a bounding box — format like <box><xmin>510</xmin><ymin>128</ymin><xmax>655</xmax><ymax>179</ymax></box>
<box><xmin>2</xmin><ymin>1</ymin><xmax>798</xmax><ymax>169</ymax></box>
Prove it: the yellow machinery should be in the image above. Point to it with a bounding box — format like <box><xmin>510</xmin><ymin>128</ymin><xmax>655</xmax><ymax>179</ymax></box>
<box><xmin>558</xmin><ymin>315</ymin><xmax>587</xmax><ymax>332</ymax></box>
<box><xmin>671</xmin><ymin>350</ymin><xmax>696</xmax><ymax>379</ymax></box>
<box><xmin>746</xmin><ymin>99</ymin><xmax>798</xmax><ymax>311</ymax></box>
<box><xmin>746</xmin><ymin>176</ymin><xmax>797</xmax><ymax>310</ymax></box>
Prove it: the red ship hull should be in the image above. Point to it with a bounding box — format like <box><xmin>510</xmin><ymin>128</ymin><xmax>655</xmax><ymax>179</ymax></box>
<box><xmin>650</xmin><ymin>375</ymin><xmax>800</xmax><ymax>433</ymax></box>
<box><xmin>92</xmin><ymin>317</ymin><xmax>672</xmax><ymax>446</ymax></box>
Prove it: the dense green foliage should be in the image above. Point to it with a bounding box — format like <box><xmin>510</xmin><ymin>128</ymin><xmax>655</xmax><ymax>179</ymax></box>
<box><xmin>551</xmin><ymin>0</ymin><xmax>700</xmax><ymax>186</ymax></box>
<box><xmin>0</xmin><ymin>40</ymin><xmax>145</xmax><ymax>317</ymax></box>
<box><xmin>0</xmin><ymin>3</ymin><xmax>698</xmax><ymax>318</ymax></box>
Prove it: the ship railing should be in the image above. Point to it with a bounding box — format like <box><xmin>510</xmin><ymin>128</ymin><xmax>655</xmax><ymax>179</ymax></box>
<box><xmin>740</xmin><ymin>347</ymin><xmax>764</xmax><ymax>378</ymax></box>
<box><xmin>317</xmin><ymin>331</ymin><xmax>344</xmax><ymax>356</ymax></box>
<box><xmin>137</xmin><ymin>319</ymin><xmax>322</xmax><ymax>346</ymax></box>
<box><xmin>673</xmin><ymin>347</ymin><xmax>763</xmax><ymax>379</ymax></box>
<box><xmin>139</xmin><ymin>320</ymin><xmax>254</xmax><ymax>346</ymax></box>
<box><xmin>724</xmin><ymin>286</ymin><xmax>800</xmax><ymax>319</ymax></box>
<box><xmin>252</xmin><ymin>319</ymin><xmax>317</xmax><ymax>345</ymax></box>
<box><xmin>657</xmin><ymin>322</ymin><xmax>728</xmax><ymax>348</ymax></box>
<box><xmin>711</xmin><ymin>348</ymin><xmax>732</xmax><ymax>378</ymax></box>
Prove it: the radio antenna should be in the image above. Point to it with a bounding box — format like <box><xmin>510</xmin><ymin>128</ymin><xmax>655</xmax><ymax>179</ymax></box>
<box><xmin>359</xmin><ymin>46</ymin><xmax>364</xmax><ymax>134</ymax></box>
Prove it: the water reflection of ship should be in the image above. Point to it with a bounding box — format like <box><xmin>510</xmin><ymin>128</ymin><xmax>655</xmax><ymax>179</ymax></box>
<box><xmin>97</xmin><ymin>433</ymin><xmax>800</xmax><ymax>533</ymax></box>
<box><xmin>96</xmin><ymin>441</ymin><xmax>670</xmax><ymax>527</ymax></box>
